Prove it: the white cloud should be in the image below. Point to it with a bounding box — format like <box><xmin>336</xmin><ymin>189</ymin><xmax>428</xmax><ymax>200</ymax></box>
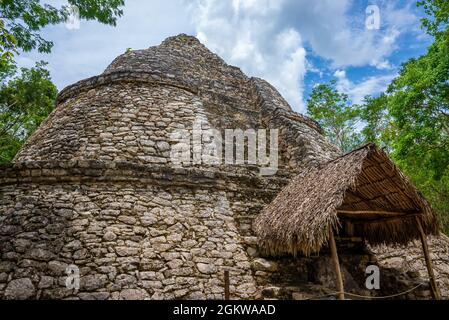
<box><xmin>190</xmin><ymin>0</ymin><xmax>419</xmax><ymax>111</ymax></box>
<box><xmin>18</xmin><ymin>0</ymin><xmax>194</xmax><ymax>90</ymax></box>
<box><xmin>283</xmin><ymin>0</ymin><xmax>418</xmax><ymax>70</ymax></box>
<box><xmin>16</xmin><ymin>0</ymin><xmax>420</xmax><ymax>114</ymax></box>
<box><xmin>191</xmin><ymin>0</ymin><xmax>306</xmax><ymax>111</ymax></box>
<box><xmin>334</xmin><ymin>69</ymin><xmax>395</xmax><ymax>104</ymax></box>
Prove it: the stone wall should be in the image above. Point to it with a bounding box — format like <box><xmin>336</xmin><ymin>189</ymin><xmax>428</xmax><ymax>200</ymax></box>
<box><xmin>373</xmin><ymin>236</ymin><xmax>449</xmax><ymax>298</ymax></box>
<box><xmin>0</xmin><ymin>161</ymin><xmax>287</xmax><ymax>299</ymax></box>
<box><xmin>0</xmin><ymin>183</ymin><xmax>254</xmax><ymax>299</ymax></box>
<box><xmin>15</xmin><ymin>83</ymin><xmax>202</xmax><ymax>163</ymax></box>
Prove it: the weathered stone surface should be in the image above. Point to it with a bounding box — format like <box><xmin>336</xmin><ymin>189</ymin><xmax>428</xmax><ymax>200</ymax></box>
<box><xmin>372</xmin><ymin>236</ymin><xmax>449</xmax><ymax>298</ymax></box>
<box><xmin>38</xmin><ymin>276</ymin><xmax>54</xmax><ymax>289</ymax></box>
<box><xmin>119</xmin><ymin>288</ymin><xmax>150</xmax><ymax>300</ymax></box>
<box><xmin>4</xmin><ymin>278</ymin><xmax>35</xmax><ymax>299</ymax></box>
<box><xmin>82</xmin><ymin>275</ymin><xmax>108</xmax><ymax>291</ymax></box>
<box><xmin>196</xmin><ymin>263</ymin><xmax>217</xmax><ymax>275</ymax></box>
<box><xmin>0</xmin><ymin>273</ymin><xmax>8</xmax><ymax>283</ymax></box>
<box><xmin>79</xmin><ymin>292</ymin><xmax>110</xmax><ymax>300</ymax></box>
<box><xmin>115</xmin><ymin>247</ymin><xmax>139</xmax><ymax>257</ymax></box>
<box><xmin>252</xmin><ymin>258</ymin><xmax>278</xmax><ymax>272</ymax></box>
<box><xmin>28</xmin><ymin>248</ymin><xmax>54</xmax><ymax>261</ymax></box>
<box><xmin>47</xmin><ymin>261</ymin><xmax>67</xmax><ymax>276</ymax></box>
<box><xmin>103</xmin><ymin>231</ymin><xmax>117</xmax><ymax>241</ymax></box>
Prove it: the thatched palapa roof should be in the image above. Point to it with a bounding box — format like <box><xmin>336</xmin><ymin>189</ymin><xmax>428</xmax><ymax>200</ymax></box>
<box><xmin>254</xmin><ymin>143</ymin><xmax>439</xmax><ymax>256</ymax></box>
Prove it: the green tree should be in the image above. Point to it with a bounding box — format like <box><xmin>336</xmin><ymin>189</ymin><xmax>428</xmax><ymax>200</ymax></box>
<box><xmin>0</xmin><ymin>18</ymin><xmax>17</xmax><ymax>69</ymax></box>
<box><xmin>358</xmin><ymin>94</ymin><xmax>395</xmax><ymax>151</ymax></box>
<box><xmin>0</xmin><ymin>0</ymin><xmax>124</xmax><ymax>162</ymax></box>
<box><xmin>387</xmin><ymin>37</ymin><xmax>449</xmax><ymax>179</ymax></box>
<box><xmin>0</xmin><ymin>0</ymin><xmax>124</xmax><ymax>67</ymax></box>
<box><xmin>373</xmin><ymin>0</ymin><xmax>449</xmax><ymax>233</ymax></box>
<box><xmin>0</xmin><ymin>61</ymin><xmax>57</xmax><ymax>162</ymax></box>
<box><xmin>307</xmin><ymin>80</ymin><xmax>361</xmax><ymax>152</ymax></box>
<box><xmin>385</xmin><ymin>37</ymin><xmax>449</xmax><ymax>232</ymax></box>
<box><xmin>418</xmin><ymin>0</ymin><xmax>449</xmax><ymax>37</ymax></box>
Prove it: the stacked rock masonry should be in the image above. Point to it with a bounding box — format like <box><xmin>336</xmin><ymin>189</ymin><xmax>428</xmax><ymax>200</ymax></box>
<box><xmin>1</xmin><ymin>34</ymin><xmax>448</xmax><ymax>300</ymax></box>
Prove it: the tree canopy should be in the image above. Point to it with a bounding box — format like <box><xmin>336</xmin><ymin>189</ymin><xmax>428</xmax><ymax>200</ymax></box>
<box><xmin>306</xmin><ymin>80</ymin><xmax>361</xmax><ymax>152</ymax></box>
<box><xmin>0</xmin><ymin>0</ymin><xmax>124</xmax><ymax>162</ymax></box>
<box><xmin>0</xmin><ymin>62</ymin><xmax>57</xmax><ymax>162</ymax></box>
<box><xmin>0</xmin><ymin>0</ymin><xmax>124</xmax><ymax>68</ymax></box>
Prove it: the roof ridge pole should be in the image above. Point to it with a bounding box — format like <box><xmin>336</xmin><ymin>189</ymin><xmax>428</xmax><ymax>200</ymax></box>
<box><xmin>415</xmin><ymin>216</ymin><xmax>441</xmax><ymax>300</ymax></box>
<box><xmin>329</xmin><ymin>227</ymin><xmax>345</xmax><ymax>300</ymax></box>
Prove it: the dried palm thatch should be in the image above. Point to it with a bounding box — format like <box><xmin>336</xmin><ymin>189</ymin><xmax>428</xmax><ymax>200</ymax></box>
<box><xmin>254</xmin><ymin>143</ymin><xmax>439</xmax><ymax>256</ymax></box>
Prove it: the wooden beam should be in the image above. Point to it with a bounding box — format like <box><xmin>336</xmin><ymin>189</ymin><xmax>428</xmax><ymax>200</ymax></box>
<box><xmin>337</xmin><ymin>209</ymin><xmax>407</xmax><ymax>216</ymax></box>
<box><xmin>224</xmin><ymin>270</ymin><xmax>230</xmax><ymax>300</ymax></box>
<box><xmin>335</xmin><ymin>237</ymin><xmax>363</xmax><ymax>242</ymax></box>
<box><xmin>337</xmin><ymin>210</ymin><xmax>423</xmax><ymax>222</ymax></box>
<box><xmin>415</xmin><ymin>217</ymin><xmax>441</xmax><ymax>300</ymax></box>
<box><xmin>329</xmin><ymin>228</ymin><xmax>345</xmax><ymax>300</ymax></box>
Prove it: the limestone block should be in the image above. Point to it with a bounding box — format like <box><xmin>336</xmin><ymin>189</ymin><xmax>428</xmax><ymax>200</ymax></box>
<box><xmin>119</xmin><ymin>288</ymin><xmax>150</xmax><ymax>300</ymax></box>
<box><xmin>252</xmin><ymin>258</ymin><xmax>278</xmax><ymax>272</ymax></box>
<box><xmin>196</xmin><ymin>263</ymin><xmax>217</xmax><ymax>274</ymax></box>
<box><xmin>4</xmin><ymin>278</ymin><xmax>36</xmax><ymax>299</ymax></box>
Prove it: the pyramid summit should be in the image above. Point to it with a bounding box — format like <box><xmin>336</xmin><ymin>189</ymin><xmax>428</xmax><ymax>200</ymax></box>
<box><xmin>1</xmin><ymin>34</ymin><xmax>448</xmax><ymax>300</ymax></box>
<box><xmin>15</xmin><ymin>33</ymin><xmax>335</xmax><ymax>166</ymax></box>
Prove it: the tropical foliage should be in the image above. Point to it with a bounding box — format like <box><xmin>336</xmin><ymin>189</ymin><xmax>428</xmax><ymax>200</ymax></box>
<box><xmin>0</xmin><ymin>0</ymin><xmax>124</xmax><ymax>161</ymax></box>
<box><xmin>307</xmin><ymin>81</ymin><xmax>361</xmax><ymax>152</ymax></box>
<box><xmin>0</xmin><ymin>62</ymin><xmax>57</xmax><ymax>162</ymax></box>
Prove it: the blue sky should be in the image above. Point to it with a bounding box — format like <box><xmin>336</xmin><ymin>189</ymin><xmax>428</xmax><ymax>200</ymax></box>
<box><xmin>18</xmin><ymin>0</ymin><xmax>432</xmax><ymax>113</ymax></box>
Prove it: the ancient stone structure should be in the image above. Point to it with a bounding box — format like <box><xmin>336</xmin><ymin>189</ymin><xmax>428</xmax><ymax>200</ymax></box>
<box><xmin>0</xmin><ymin>34</ymin><xmax>448</xmax><ymax>300</ymax></box>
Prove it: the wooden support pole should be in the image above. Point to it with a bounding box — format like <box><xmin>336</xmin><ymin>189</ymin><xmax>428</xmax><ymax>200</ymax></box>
<box><xmin>329</xmin><ymin>228</ymin><xmax>345</xmax><ymax>300</ymax></box>
<box><xmin>415</xmin><ymin>217</ymin><xmax>441</xmax><ymax>300</ymax></box>
<box><xmin>224</xmin><ymin>270</ymin><xmax>230</xmax><ymax>300</ymax></box>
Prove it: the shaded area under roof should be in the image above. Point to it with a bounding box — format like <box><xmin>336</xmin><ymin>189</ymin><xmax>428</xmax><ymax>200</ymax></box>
<box><xmin>254</xmin><ymin>143</ymin><xmax>439</xmax><ymax>256</ymax></box>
